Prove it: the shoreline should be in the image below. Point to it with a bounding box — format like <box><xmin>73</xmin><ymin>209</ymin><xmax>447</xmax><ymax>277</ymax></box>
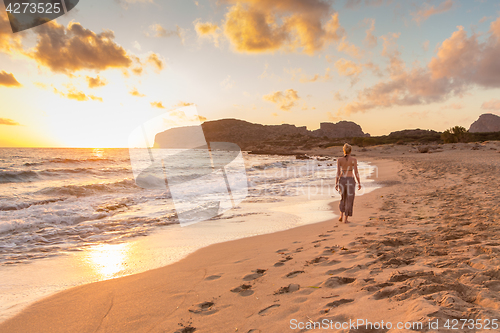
<box><xmin>0</xmin><ymin>157</ymin><xmax>395</xmax><ymax>332</ymax></box>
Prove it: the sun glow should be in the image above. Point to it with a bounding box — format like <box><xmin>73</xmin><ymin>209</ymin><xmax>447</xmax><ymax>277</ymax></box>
<box><xmin>85</xmin><ymin>243</ymin><xmax>131</xmax><ymax>279</ymax></box>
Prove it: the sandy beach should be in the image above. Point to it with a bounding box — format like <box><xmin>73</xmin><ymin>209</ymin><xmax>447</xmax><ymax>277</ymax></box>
<box><xmin>2</xmin><ymin>143</ymin><xmax>500</xmax><ymax>332</ymax></box>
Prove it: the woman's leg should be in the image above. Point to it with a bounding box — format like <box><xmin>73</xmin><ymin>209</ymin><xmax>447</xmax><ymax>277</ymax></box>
<box><xmin>339</xmin><ymin>178</ymin><xmax>346</xmax><ymax>221</ymax></box>
<box><xmin>344</xmin><ymin>178</ymin><xmax>355</xmax><ymax>223</ymax></box>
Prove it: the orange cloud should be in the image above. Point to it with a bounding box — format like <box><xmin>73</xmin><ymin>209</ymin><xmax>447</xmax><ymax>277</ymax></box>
<box><xmin>89</xmin><ymin>95</ymin><xmax>103</xmax><ymax>102</ymax></box>
<box><xmin>86</xmin><ymin>76</ymin><xmax>107</xmax><ymax>88</ymax></box>
<box><xmin>0</xmin><ymin>118</ymin><xmax>20</xmax><ymax>125</ymax></box>
<box><xmin>411</xmin><ymin>0</ymin><xmax>455</xmax><ymax>24</ymax></box>
<box><xmin>263</xmin><ymin>89</ymin><xmax>300</xmax><ymax>111</ymax></box>
<box><xmin>172</xmin><ymin>101</ymin><xmax>195</xmax><ymax>108</ymax></box>
<box><xmin>147</xmin><ymin>53</ymin><xmax>164</xmax><ymax>71</ymax></box>
<box><xmin>0</xmin><ymin>13</ymin><xmax>23</xmax><ymax>54</ymax></box>
<box><xmin>66</xmin><ymin>90</ymin><xmax>88</xmax><ymax>101</ymax></box>
<box><xmin>337</xmin><ymin>36</ymin><xmax>362</xmax><ymax>58</ymax></box>
<box><xmin>28</xmin><ymin>21</ymin><xmax>132</xmax><ymax>74</ymax></box>
<box><xmin>440</xmin><ymin>103</ymin><xmax>463</xmax><ymax>110</ymax></box>
<box><xmin>222</xmin><ymin>0</ymin><xmax>344</xmax><ymax>54</ymax></box>
<box><xmin>194</xmin><ymin>21</ymin><xmax>221</xmax><ymax>46</ymax></box>
<box><xmin>339</xmin><ymin>19</ymin><xmax>500</xmax><ymax>115</ymax></box>
<box><xmin>0</xmin><ymin>71</ymin><xmax>21</xmax><ymax>87</ymax></box>
<box><xmin>481</xmin><ymin>99</ymin><xmax>500</xmax><ymax>110</ymax></box>
<box><xmin>335</xmin><ymin>59</ymin><xmax>362</xmax><ymax>77</ymax></box>
<box><xmin>364</xmin><ymin>19</ymin><xmax>377</xmax><ymax>48</ymax></box>
<box><xmin>285</xmin><ymin>67</ymin><xmax>331</xmax><ymax>83</ymax></box>
<box><xmin>151</xmin><ymin>101</ymin><xmax>165</xmax><ymax>108</ymax></box>
<box><xmin>148</xmin><ymin>24</ymin><xmax>183</xmax><ymax>40</ymax></box>
<box><xmin>130</xmin><ymin>87</ymin><xmax>145</xmax><ymax>97</ymax></box>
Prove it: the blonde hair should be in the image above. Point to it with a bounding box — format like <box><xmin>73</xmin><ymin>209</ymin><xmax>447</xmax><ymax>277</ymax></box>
<box><xmin>343</xmin><ymin>143</ymin><xmax>352</xmax><ymax>155</ymax></box>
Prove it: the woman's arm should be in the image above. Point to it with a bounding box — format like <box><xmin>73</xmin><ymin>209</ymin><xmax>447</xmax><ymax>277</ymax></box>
<box><xmin>335</xmin><ymin>158</ymin><xmax>341</xmax><ymax>191</ymax></box>
<box><xmin>354</xmin><ymin>159</ymin><xmax>361</xmax><ymax>190</ymax></box>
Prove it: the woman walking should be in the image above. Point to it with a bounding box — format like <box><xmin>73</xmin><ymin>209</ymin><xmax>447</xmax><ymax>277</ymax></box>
<box><xmin>335</xmin><ymin>143</ymin><xmax>361</xmax><ymax>223</ymax></box>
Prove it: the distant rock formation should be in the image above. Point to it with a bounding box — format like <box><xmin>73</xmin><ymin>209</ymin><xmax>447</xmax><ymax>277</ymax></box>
<box><xmin>153</xmin><ymin>118</ymin><xmax>368</xmax><ymax>150</ymax></box>
<box><xmin>311</xmin><ymin>121</ymin><xmax>369</xmax><ymax>138</ymax></box>
<box><xmin>389</xmin><ymin>129</ymin><xmax>439</xmax><ymax>137</ymax></box>
<box><xmin>468</xmin><ymin>113</ymin><xmax>500</xmax><ymax>133</ymax></box>
<box><xmin>154</xmin><ymin>119</ymin><xmax>308</xmax><ymax>150</ymax></box>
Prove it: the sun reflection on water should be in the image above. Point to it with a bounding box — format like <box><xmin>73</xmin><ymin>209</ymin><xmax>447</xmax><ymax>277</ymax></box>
<box><xmin>85</xmin><ymin>243</ymin><xmax>131</xmax><ymax>279</ymax></box>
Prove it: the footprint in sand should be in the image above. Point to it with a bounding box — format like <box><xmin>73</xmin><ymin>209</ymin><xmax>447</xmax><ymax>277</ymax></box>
<box><xmin>230</xmin><ymin>284</ymin><xmax>254</xmax><ymax>296</ymax></box>
<box><xmin>174</xmin><ymin>326</ymin><xmax>196</xmax><ymax>333</ymax></box>
<box><xmin>306</xmin><ymin>256</ymin><xmax>328</xmax><ymax>265</ymax></box>
<box><xmin>285</xmin><ymin>271</ymin><xmax>305</xmax><ymax>278</ymax></box>
<box><xmin>188</xmin><ymin>301</ymin><xmax>217</xmax><ymax>315</ymax></box>
<box><xmin>322</xmin><ymin>276</ymin><xmax>356</xmax><ymax>288</ymax></box>
<box><xmin>205</xmin><ymin>274</ymin><xmax>222</xmax><ymax>281</ymax></box>
<box><xmin>243</xmin><ymin>269</ymin><xmax>267</xmax><ymax>281</ymax></box>
<box><xmin>274</xmin><ymin>284</ymin><xmax>300</xmax><ymax>295</ymax></box>
<box><xmin>258</xmin><ymin>304</ymin><xmax>280</xmax><ymax>316</ymax></box>
<box><xmin>274</xmin><ymin>255</ymin><xmax>294</xmax><ymax>266</ymax></box>
<box><xmin>326</xmin><ymin>298</ymin><xmax>354</xmax><ymax>308</ymax></box>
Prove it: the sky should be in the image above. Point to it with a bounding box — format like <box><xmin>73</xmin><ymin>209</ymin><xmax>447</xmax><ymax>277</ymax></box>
<box><xmin>1</xmin><ymin>0</ymin><xmax>500</xmax><ymax>147</ymax></box>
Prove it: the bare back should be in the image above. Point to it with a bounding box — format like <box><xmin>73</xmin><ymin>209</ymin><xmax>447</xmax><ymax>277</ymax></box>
<box><xmin>337</xmin><ymin>155</ymin><xmax>357</xmax><ymax>177</ymax></box>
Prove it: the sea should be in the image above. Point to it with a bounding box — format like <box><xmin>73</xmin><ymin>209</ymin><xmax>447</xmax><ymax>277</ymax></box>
<box><xmin>0</xmin><ymin>148</ymin><xmax>378</xmax><ymax>321</ymax></box>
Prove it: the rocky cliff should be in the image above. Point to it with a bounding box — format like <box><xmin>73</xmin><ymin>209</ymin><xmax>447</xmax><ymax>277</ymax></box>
<box><xmin>469</xmin><ymin>113</ymin><xmax>500</xmax><ymax>133</ymax></box>
<box><xmin>388</xmin><ymin>129</ymin><xmax>439</xmax><ymax>137</ymax></box>
<box><xmin>311</xmin><ymin>121</ymin><xmax>369</xmax><ymax>138</ymax></box>
<box><xmin>154</xmin><ymin>118</ymin><xmax>368</xmax><ymax>150</ymax></box>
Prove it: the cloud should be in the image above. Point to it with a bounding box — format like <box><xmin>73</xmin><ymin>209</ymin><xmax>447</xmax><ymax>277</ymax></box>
<box><xmin>173</xmin><ymin>101</ymin><xmax>194</xmax><ymax>108</ymax></box>
<box><xmin>220</xmin><ymin>75</ymin><xmax>235</xmax><ymax>89</ymax></box>
<box><xmin>0</xmin><ymin>71</ymin><xmax>21</xmax><ymax>87</ymax></box>
<box><xmin>0</xmin><ymin>118</ymin><xmax>20</xmax><ymax>125</ymax></box>
<box><xmin>440</xmin><ymin>102</ymin><xmax>463</xmax><ymax>110</ymax></box>
<box><xmin>345</xmin><ymin>0</ymin><xmax>389</xmax><ymax>9</ymax></box>
<box><xmin>147</xmin><ymin>53</ymin><xmax>164</xmax><ymax>71</ymax></box>
<box><xmin>285</xmin><ymin>67</ymin><xmax>332</xmax><ymax>83</ymax></box>
<box><xmin>194</xmin><ymin>21</ymin><xmax>221</xmax><ymax>46</ymax></box>
<box><xmin>335</xmin><ymin>59</ymin><xmax>362</xmax><ymax>76</ymax></box>
<box><xmin>151</xmin><ymin>101</ymin><xmax>165</xmax><ymax>108</ymax></box>
<box><xmin>133</xmin><ymin>41</ymin><xmax>142</xmax><ymax>50</ymax></box>
<box><xmin>53</xmin><ymin>86</ymin><xmax>102</xmax><ymax>102</ymax></box>
<box><xmin>340</xmin><ymin>19</ymin><xmax>500</xmax><ymax>114</ymax></box>
<box><xmin>422</xmin><ymin>40</ymin><xmax>430</xmax><ymax>52</ymax></box>
<box><xmin>86</xmin><ymin>75</ymin><xmax>107</xmax><ymax>88</ymax></box>
<box><xmin>89</xmin><ymin>95</ymin><xmax>103</xmax><ymax>102</ymax></box>
<box><xmin>327</xmin><ymin>111</ymin><xmax>342</xmax><ymax>122</ymax></box>
<box><xmin>263</xmin><ymin>89</ymin><xmax>300</xmax><ymax>111</ymax></box>
<box><xmin>0</xmin><ymin>13</ymin><xmax>23</xmax><ymax>54</ymax></box>
<box><xmin>364</xmin><ymin>19</ymin><xmax>377</xmax><ymax>48</ymax></box>
<box><xmin>481</xmin><ymin>99</ymin><xmax>500</xmax><ymax>110</ymax></box>
<box><xmin>411</xmin><ymin>0</ymin><xmax>455</xmax><ymax>24</ymax></box>
<box><xmin>28</xmin><ymin>21</ymin><xmax>132</xmax><ymax>74</ymax></box>
<box><xmin>333</xmin><ymin>91</ymin><xmax>347</xmax><ymax>101</ymax></box>
<box><xmin>337</xmin><ymin>36</ymin><xmax>362</xmax><ymax>58</ymax></box>
<box><xmin>480</xmin><ymin>16</ymin><xmax>492</xmax><ymax>24</ymax></box>
<box><xmin>221</xmin><ymin>0</ymin><xmax>344</xmax><ymax>54</ymax></box>
<box><xmin>129</xmin><ymin>87</ymin><xmax>145</xmax><ymax>97</ymax></box>
<box><xmin>147</xmin><ymin>24</ymin><xmax>185</xmax><ymax>43</ymax></box>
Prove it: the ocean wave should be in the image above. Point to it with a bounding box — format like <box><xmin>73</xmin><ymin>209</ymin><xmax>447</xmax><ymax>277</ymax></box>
<box><xmin>0</xmin><ymin>198</ymin><xmax>66</xmax><ymax>211</ymax></box>
<box><xmin>23</xmin><ymin>157</ymin><xmax>118</xmax><ymax>166</ymax></box>
<box><xmin>0</xmin><ymin>170</ymin><xmax>41</xmax><ymax>184</ymax></box>
<box><xmin>37</xmin><ymin>179</ymin><xmax>139</xmax><ymax>197</ymax></box>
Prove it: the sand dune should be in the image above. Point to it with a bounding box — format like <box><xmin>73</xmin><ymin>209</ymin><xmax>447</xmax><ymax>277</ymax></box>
<box><xmin>2</xmin><ymin>144</ymin><xmax>500</xmax><ymax>332</ymax></box>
